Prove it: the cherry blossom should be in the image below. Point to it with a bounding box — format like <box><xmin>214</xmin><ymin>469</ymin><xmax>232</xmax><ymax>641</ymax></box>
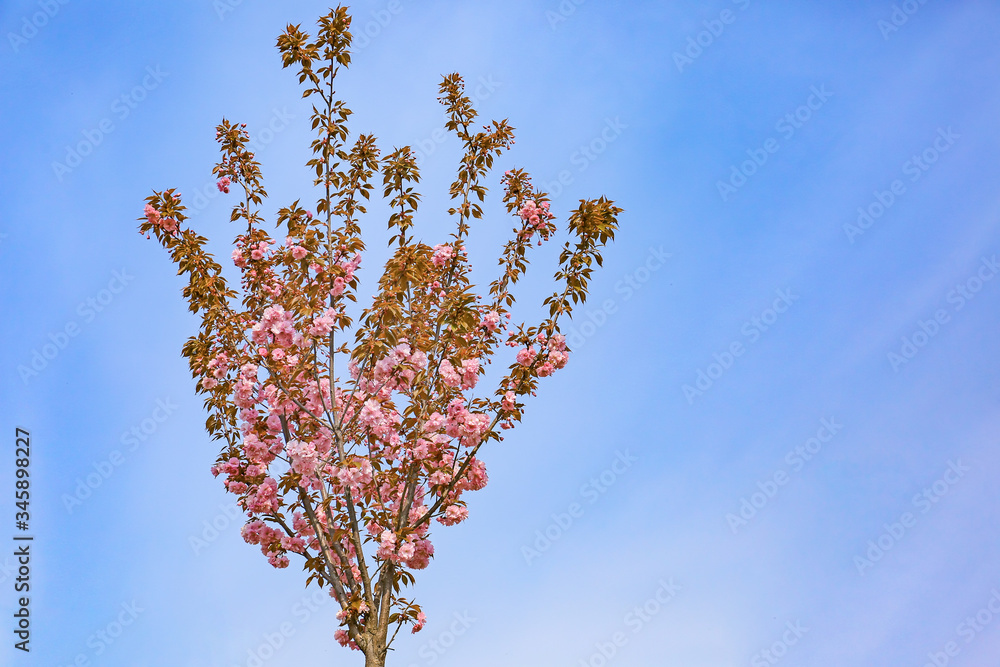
<box><xmin>137</xmin><ymin>8</ymin><xmax>621</xmax><ymax>666</ymax></box>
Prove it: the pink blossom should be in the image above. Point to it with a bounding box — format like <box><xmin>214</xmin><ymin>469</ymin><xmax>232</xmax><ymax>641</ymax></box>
<box><xmin>331</xmin><ymin>276</ymin><xmax>346</xmax><ymax>296</ymax></box>
<box><xmin>334</xmin><ymin>629</ymin><xmax>359</xmax><ymax>650</ymax></box>
<box><xmin>208</xmin><ymin>352</ymin><xmax>229</xmax><ymax>378</ymax></box>
<box><xmin>456</xmin><ymin>457</ymin><xmax>488</xmax><ymax>491</ymax></box>
<box><xmin>241</xmin><ymin>520</ymin><xmax>267</xmax><ymax>544</ymax></box>
<box><xmin>439</xmin><ymin>360</ymin><xmax>461</xmax><ymax>388</ymax></box>
<box><xmin>460</xmin><ymin>359</ymin><xmax>479</xmax><ymax>389</ymax></box>
<box><xmin>409</xmin><ymin>350</ymin><xmax>428</xmax><ymax>371</ymax></box>
<box><xmin>287</xmin><ymin>439</ymin><xmax>318</xmax><ymax>478</ymax></box>
<box><xmin>398</xmin><ymin>541</ymin><xmax>415</xmax><ymax>560</ymax></box>
<box><xmin>267</xmin><ymin>553</ymin><xmax>290</xmax><ymax>568</ymax></box>
<box><xmin>424</xmin><ymin>412</ymin><xmax>447</xmax><ymax>433</ymax></box>
<box><xmin>404</xmin><ymin>537</ymin><xmax>434</xmax><ymax>569</ymax></box>
<box><xmin>481</xmin><ymin>310</ymin><xmax>501</xmax><ymax>332</ymax></box>
<box><xmin>243</xmin><ymin>434</ymin><xmax>270</xmax><ymax>463</ymax></box>
<box><xmin>412</xmin><ymin>611</ymin><xmax>427</xmax><ymax>633</ymax></box>
<box><xmin>428</xmin><ymin>471</ymin><xmax>452</xmax><ymax>486</ymax></box>
<box><xmin>144</xmin><ymin>203</ymin><xmax>178</xmax><ymax>234</ymax></box>
<box><xmin>431</xmin><ymin>244</ymin><xmax>454</xmax><ymax>267</ymax></box>
<box><xmin>376</xmin><ymin>529</ymin><xmax>397</xmax><ymax>560</ymax></box>
<box><xmin>309</xmin><ymin>310</ymin><xmax>336</xmax><ymax>337</ymax></box>
<box><xmin>281</xmin><ymin>535</ymin><xmax>307</xmax><ymax>553</ymax></box>
<box><xmin>217</xmin><ymin>176</ymin><xmax>231</xmax><ymax>193</ymax></box>
<box><xmin>225</xmin><ymin>480</ymin><xmax>247</xmax><ymax>494</ymax></box>
<box><xmin>247</xmin><ymin>477</ymin><xmax>279</xmax><ymax>513</ymax></box>
<box><xmin>439</xmin><ymin>504</ymin><xmax>469</xmax><ymax>526</ymax></box>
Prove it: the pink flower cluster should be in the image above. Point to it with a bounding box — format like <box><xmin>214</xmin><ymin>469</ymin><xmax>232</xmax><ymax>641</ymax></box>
<box><xmin>334</xmin><ymin>629</ymin><xmax>358</xmax><ymax>650</ymax></box>
<box><xmin>242</xmin><ymin>519</ymin><xmax>289</xmax><ymax>568</ymax></box>
<box><xmin>189</xmin><ymin>183</ymin><xmax>577</xmax><ymax>643</ymax></box>
<box><xmin>217</xmin><ymin>176</ymin><xmax>231</xmax><ymax>193</ymax></box>
<box><xmin>518</xmin><ymin>199</ymin><xmax>554</xmax><ymax>241</ymax></box>
<box><xmin>284</xmin><ymin>236</ymin><xmax>309</xmax><ymax>260</ymax></box>
<box><xmin>251</xmin><ymin>305</ymin><xmax>298</xmax><ymax>349</ymax></box>
<box><xmin>439</xmin><ymin>358</ymin><xmax>479</xmax><ymax>390</ymax></box>
<box><xmin>431</xmin><ymin>244</ymin><xmax>454</xmax><ymax>267</ymax></box>
<box><xmin>251</xmin><ymin>240</ymin><xmax>270</xmax><ymax>260</ymax></box>
<box><xmin>308</xmin><ymin>309</ymin><xmax>337</xmax><ymax>337</ymax></box>
<box><xmin>412</xmin><ymin>611</ymin><xmax>427</xmax><ymax>634</ymax></box>
<box><xmin>443</xmin><ymin>398</ymin><xmax>490</xmax><ymax>447</ymax></box>
<box><xmin>375</xmin><ymin>528</ymin><xmax>435</xmax><ymax>570</ymax></box>
<box><xmin>516</xmin><ymin>332</ymin><xmax>568</xmax><ymax>377</ymax></box>
<box><xmin>144</xmin><ymin>204</ymin><xmax>178</xmax><ymax>234</ymax></box>
<box><xmin>331</xmin><ymin>253</ymin><xmax>362</xmax><ymax>296</ymax></box>
<box><xmin>201</xmin><ymin>352</ymin><xmax>229</xmax><ymax>390</ymax></box>
<box><xmin>286</xmin><ymin>439</ymin><xmax>318</xmax><ymax>478</ymax></box>
<box><xmin>481</xmin><ymin>310</ymin><xmax>501</xmax><ymax>332</ymax></box>
<box><xmin>247</xmin><ymin>477</ymin><xmax>279</xmax><ymax>513</ymax></box>
<box><xmin>232</xmin><ymin>239</ymin><xmax>275</xmax><ymax>268</ymax></box>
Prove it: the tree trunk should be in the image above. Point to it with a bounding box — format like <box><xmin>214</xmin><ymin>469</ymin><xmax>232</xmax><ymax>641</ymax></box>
<box><xmin>363</xmin><ymin>624</ymin><xmax>389</xmax><ymax>667</ymax></box>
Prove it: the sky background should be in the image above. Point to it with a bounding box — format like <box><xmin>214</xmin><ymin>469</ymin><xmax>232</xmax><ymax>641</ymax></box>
<box><xmin>2</xmin><ymin>1</ymin><xmax>1000</xmax><ymax>665</ymax></box>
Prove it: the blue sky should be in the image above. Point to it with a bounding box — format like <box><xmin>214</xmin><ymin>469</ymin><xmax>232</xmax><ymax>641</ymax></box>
<box><xmin>2</xmin><ymin>1</ymin><xmax>1000</xmax><ymax>665</ymax></box>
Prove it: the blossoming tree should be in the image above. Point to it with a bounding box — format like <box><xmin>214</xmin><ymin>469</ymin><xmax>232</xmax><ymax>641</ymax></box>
<box><xmin>139</xmin><ymin>8</ymin><xmax>621</xmax><ymax>666</ymax></box>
